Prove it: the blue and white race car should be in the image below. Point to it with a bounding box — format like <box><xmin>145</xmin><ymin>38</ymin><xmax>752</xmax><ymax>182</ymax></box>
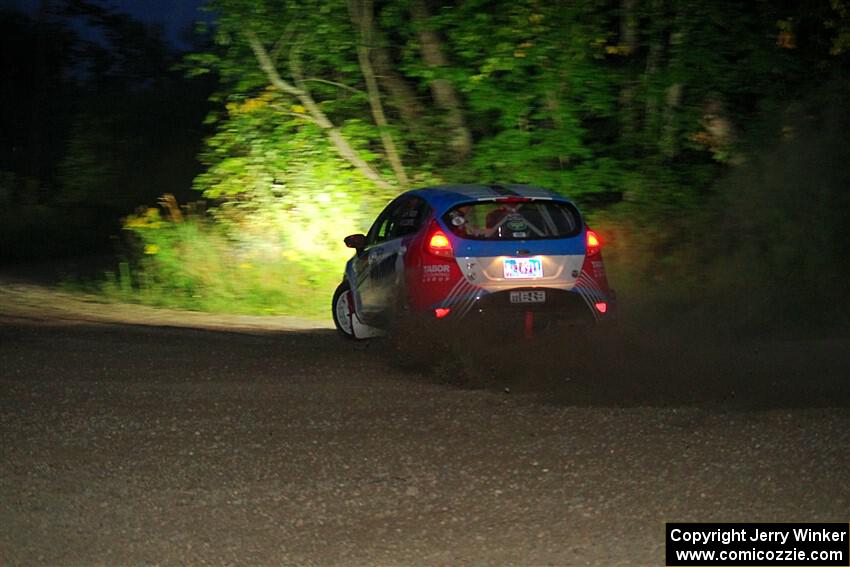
<box><xmin>332</xmin><ymin>184</ymin><xmax>615</xmax><ymax>339</ymax></box>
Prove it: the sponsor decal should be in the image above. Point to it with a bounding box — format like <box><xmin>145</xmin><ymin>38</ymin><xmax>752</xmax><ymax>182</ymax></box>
<box><xmin>422</xmin><ymin>263</ymin><xmax>451</xmax><ymax>283</ymax></box>
<box><xmin>592</xmin><ymin>260</ymin><xmax>606</xmax><ymax>279</ymax></box>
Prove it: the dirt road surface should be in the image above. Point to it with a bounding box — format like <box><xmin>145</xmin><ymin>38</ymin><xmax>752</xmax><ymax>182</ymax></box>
<box><xmin>2</xmin><ymin>281</ymin><xmax>849</xmax><ymax>566</ymax></box>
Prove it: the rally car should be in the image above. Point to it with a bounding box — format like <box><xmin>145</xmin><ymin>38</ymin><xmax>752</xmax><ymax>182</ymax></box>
<box><xmin>332</xmin><ymin>184</ymin><xmax>615</xmax><ymax>339</ymax></box>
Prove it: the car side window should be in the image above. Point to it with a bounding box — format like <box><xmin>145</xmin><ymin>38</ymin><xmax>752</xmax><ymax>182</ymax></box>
<box><xmin>366</xmin><ymin>201</ymin><xmax>399</xmax><ymax>246</ymax></box>
<box><xmin>366</xmin><ymin>197</ymin><xmax>430</xmax><ymax>246</ymax></box>
<box><xmin>388</xmin><ymin>197</ymin><xmax>429</xmax><ymax>239</ymax></box>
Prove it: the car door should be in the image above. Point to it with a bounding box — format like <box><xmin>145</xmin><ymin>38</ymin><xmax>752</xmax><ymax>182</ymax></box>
<box><xmin>348</xmin><ymin>201</ymin><xmax>396</xmax><ymax>320</ymax></box>
<box><xmin>359</xmin><ymin>196</ymin><xmax>428</xmax><ymax>321</ymax></box>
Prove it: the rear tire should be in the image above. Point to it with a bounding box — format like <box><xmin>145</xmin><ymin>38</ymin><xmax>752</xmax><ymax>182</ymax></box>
<box><xmin>332</xmin><ymin>281</ymin><xmax>356</xmax><ymax>339</ymax></box>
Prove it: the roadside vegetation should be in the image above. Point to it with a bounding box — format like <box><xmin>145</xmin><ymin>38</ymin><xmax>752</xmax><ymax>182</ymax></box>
<box><xmin>2</xmin><ymin>1</ymin><xmax>849</xmax><ymax>329</ymax></box>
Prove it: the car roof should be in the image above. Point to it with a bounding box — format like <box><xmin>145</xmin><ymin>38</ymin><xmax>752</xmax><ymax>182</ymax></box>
<box><xmin>407</xmin><ymin>184</ymin><xmax>571</xmax><ymax>213</ymax></box>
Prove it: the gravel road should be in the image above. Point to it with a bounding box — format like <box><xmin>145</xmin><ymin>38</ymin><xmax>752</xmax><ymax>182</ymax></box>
<box><xmin>1</xmin><ymin>284</ymin><xmax>849</xmax><ymax>566</ymax></box>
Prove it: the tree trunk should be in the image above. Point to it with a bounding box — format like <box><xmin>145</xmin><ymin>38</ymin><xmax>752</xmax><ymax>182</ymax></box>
<box><xmin>245</xmin><ymin>31</ymin><xmax>395</xmax><ymax>192</ymax></box>
<box><xmin>370</xmin><ymin>39</ymin><xmax>423</xmax><ymax>130</ymax></box>
<box><xmin>410</xmin><ymin>0</ymin><xmax>472</xmax><ymax>159</ymax></box>
<box><xmin>660</xmin><ymin>82</ymin><xmax>682</xmax><ymax>158</ymax></box>
<box><xmin>659</xmin><ymin>8</ymin><xmax>684</xmax><ymax>159</ymax></box>
<box><xmin>618</xmin><ymin>0</ymin><xmax>640</xmax><ymax>154</ymax></box>
<box><xmin>643</xmin><ymin>5</ymin><xmax>663</xmax><ymax>154</ymax></box>
<box><xmin>620</xmin><ymin>0</ymin><xmax>638</xmax><ymax>54</ymax></box>
<box><xmin>349</xmin><ymin>0</ymin><xmax>409</xmax><ymax>188</ymax></box>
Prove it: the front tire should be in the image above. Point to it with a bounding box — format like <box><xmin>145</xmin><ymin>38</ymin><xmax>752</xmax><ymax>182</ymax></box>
<box><xmin>332</xmin><ymin>281</ymin><xmax>356</xmax><ymax>339</ymax></box>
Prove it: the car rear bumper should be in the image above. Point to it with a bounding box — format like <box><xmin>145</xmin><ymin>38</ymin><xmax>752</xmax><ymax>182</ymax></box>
<box><xmin>434</xmin><ymin>287</ymin><xmax>617</xmax><ymax>324</ymax></box>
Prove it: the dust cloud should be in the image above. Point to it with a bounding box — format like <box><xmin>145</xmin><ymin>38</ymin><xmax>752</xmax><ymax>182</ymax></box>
<box><xmin>391</xmin><ymin>84</ymin><xmax>850</xmax><ymax>409</ymax></box>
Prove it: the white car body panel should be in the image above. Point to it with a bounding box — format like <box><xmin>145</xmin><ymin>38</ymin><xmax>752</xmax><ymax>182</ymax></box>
<box><xmin>455</xmin><ymin>254</ymin><xmax>585</xmax><ymax>292</ymax></box>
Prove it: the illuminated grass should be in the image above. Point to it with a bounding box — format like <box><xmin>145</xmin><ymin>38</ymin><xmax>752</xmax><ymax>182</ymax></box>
<box><xmin>102</xmin><ymin>201</ymin><xmax>355</xmax><ymax>319</ymax></box>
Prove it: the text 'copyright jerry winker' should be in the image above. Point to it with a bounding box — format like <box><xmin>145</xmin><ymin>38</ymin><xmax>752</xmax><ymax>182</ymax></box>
<box><xmin>666</xmin><ymin>523</ymin><xmax>850</xmax><ymax>566</ymax></box>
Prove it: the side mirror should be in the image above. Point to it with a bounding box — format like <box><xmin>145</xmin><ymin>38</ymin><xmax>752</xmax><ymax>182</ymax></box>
<box><xmin>344</xmin><ymin>233</ymin><xmax>367</xmax><ymax>250</ymax></box>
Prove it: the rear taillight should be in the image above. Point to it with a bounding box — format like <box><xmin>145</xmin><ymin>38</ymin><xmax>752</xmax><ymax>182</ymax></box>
<box><xmin>427</xmin><ymin>229</ymin><xmax>453</xmax><ymax>258</ymax></box>
<box><xmin>586</xmin><ymin>229</ymin><xmax>601</xmax><ymax>257</ymax></box>
<box><xmin>434</xmin><ymin>308</ymin><xmax>451</xmax><ymax>318</ymax></box>
<box><xmin>579</xmin><ymin>227</ymin><xmax>610</xmax><ymax>293</ymax></box>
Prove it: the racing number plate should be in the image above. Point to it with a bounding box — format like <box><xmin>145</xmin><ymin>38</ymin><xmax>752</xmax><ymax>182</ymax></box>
<box><xmin>503</xmin><ymin>257</ymin><xmax>543</xmax><ymax>279</ymax></box>
<box><xmin>510</xmin><ymin>290</ymin><xmax>546</xmax><ymax>304</ymax></box>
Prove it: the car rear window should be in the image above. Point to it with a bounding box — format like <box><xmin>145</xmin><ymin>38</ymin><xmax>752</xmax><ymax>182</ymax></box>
<box><xmin>442</xmin><ymin>200</ymin><xmax>582</xmax><ymax>240</ymax></box>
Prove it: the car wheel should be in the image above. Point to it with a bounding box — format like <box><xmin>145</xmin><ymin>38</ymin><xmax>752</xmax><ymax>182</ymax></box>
<box><xmin>332</xmin><ymin>281</ymin><xmax>356</xmax><ymax>339</ymax></box>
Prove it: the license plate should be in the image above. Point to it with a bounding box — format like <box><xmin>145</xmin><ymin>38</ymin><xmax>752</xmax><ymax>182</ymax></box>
<box><xmin>510</xmin><ymin>290</ymin><xmax>546</xmax><ymax>304</ymax></box>
<box><xmin>503</xmin><ymin>257</ymin><xmax>543</xmax><ymax>279</ymax></box>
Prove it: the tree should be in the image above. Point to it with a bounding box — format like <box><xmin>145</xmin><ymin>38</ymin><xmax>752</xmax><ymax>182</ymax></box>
<box><xmin>348</xmin><ymin>0</ymin><xmax>409</xmax><ymax>186</ymax></box>
<box><xmin>130</xmin><ymin>0</ymin><xmax>850</xmax><ymax>317</ymax></box>
<box><xmin>410</xmin><ymin>0</ymin><xmax>472</xmax><ymax>160</ymax></box>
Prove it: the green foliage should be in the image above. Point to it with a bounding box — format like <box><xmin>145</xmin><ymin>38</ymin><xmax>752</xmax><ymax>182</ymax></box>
<box><xmin>112</xmin><ymin>202</ymin><xmax>338</xmax><ymax>316</ymax></box>
<box><xmin>423</xmin><ymin>0</ymin><xmax>622</xmax><ymax>193</ymax></box>
<box><xmin>117</xmin><ymin>0</ymin><xmax>850</xmax><ymax>325</ymax></box>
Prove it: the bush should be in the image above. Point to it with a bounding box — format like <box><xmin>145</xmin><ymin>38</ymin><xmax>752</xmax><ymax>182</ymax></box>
<box><xmin>106</xmin><ymin>195</ymin><xmax>353</xmax><ymax>318</ymax></box>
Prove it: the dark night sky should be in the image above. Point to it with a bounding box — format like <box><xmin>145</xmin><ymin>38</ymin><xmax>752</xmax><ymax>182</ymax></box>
<box><xmin>7</xmin><ymin>0</ymin><xmax>209</xmax><ymax>48</ymax></box>
<box><xmin>97</xmin><ymin>0</ymin><xmax>208</xmax><ymax>45</ymax></box>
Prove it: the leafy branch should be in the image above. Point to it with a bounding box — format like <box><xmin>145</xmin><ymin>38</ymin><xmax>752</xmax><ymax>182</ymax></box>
<box><xmin>245</xmin><ymin>29</ymin><xmax>395</xmax><ymax>192</ymax></box>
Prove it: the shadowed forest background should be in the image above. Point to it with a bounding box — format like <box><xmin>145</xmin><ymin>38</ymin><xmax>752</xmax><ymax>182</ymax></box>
<box><xmin>2</xmin><ymin>0</ymin><xmax>849</xmax><ymax>334</ymax></box>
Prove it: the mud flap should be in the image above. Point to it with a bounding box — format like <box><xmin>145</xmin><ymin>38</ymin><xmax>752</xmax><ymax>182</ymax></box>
<box><xmin>351</xmin><ymin>312</ymin><xmax>383</xmax><ymax>339</ymax></box>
